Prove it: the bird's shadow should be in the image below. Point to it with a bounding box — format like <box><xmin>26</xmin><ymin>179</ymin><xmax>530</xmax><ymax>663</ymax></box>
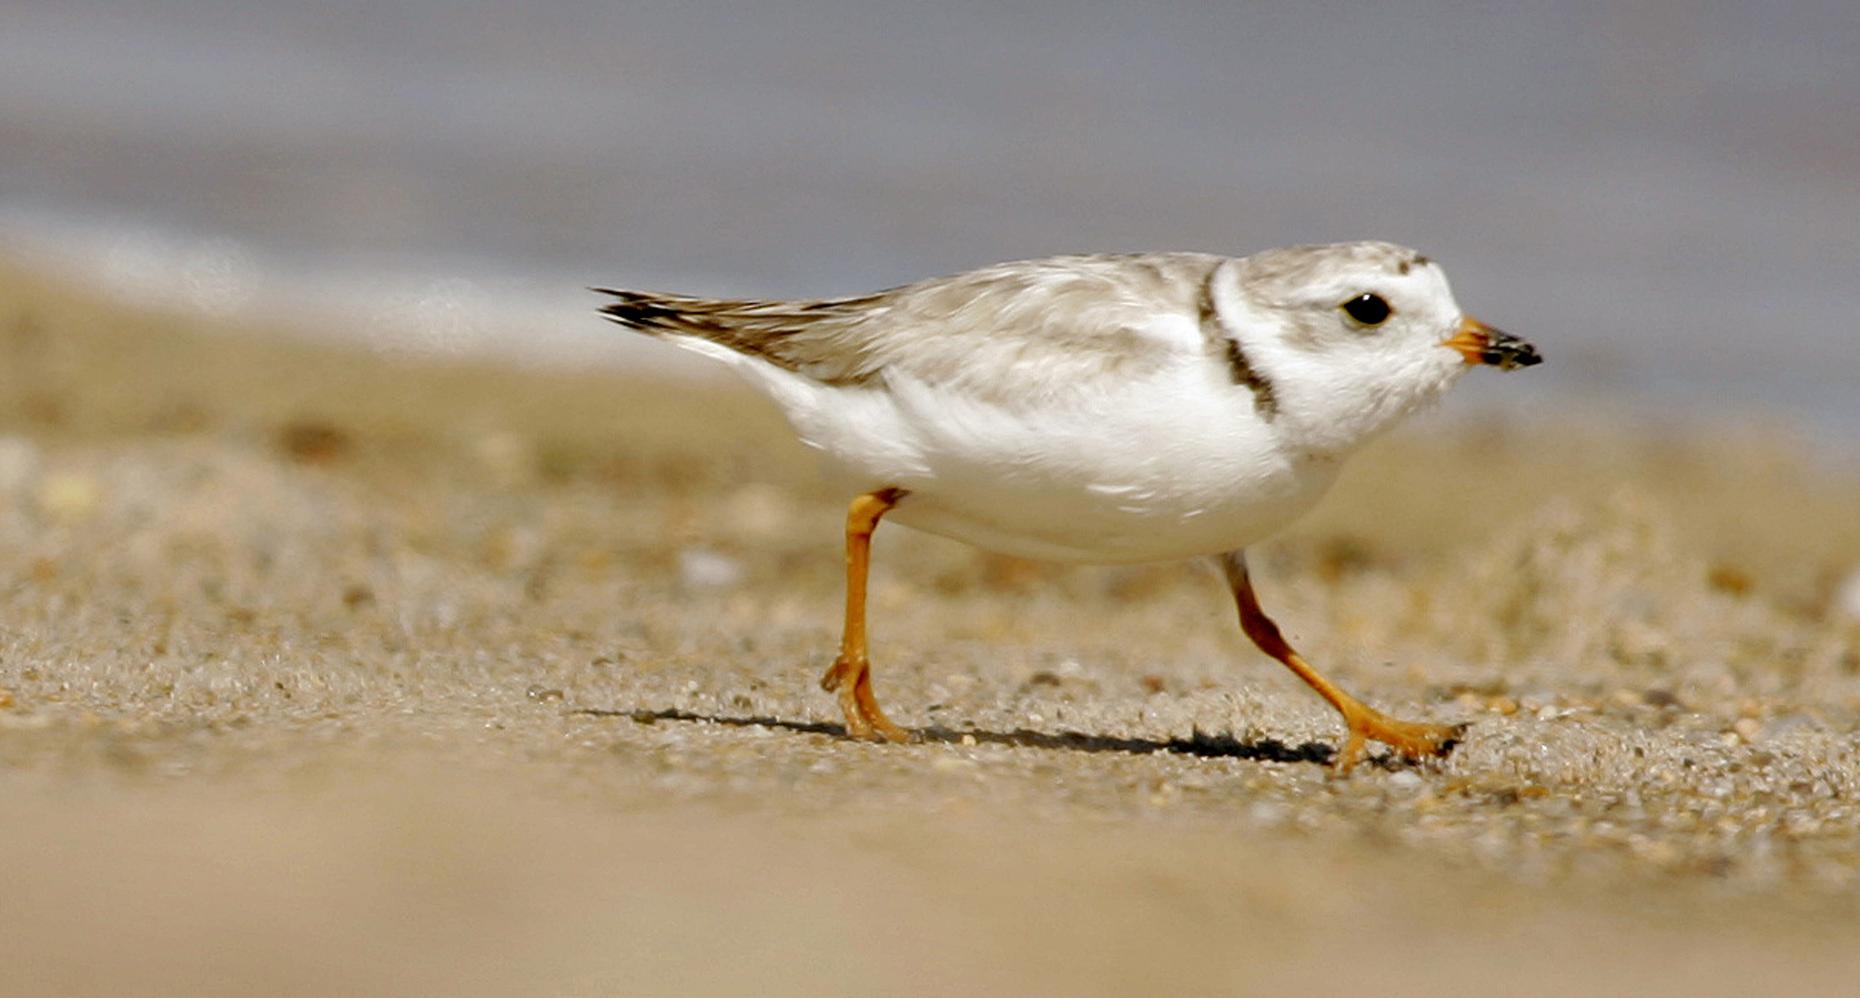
<box><xmin>572</xmin><ymin>706</ymin><xmax>1372</xmax><ymax>767</ymax></box>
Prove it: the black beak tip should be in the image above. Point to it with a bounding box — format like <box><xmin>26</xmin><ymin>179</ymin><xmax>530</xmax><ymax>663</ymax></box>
<box><xmin>1481</xmin><ymin>334</ymin><xmax>1542</xmax><ymax>371</ymax></box>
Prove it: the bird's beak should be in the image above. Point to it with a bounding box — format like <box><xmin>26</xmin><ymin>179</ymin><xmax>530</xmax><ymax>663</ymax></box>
<box><xmin>1442</xmin><ymin>315</ymin><xmax>1541</xmax><ymax>371</ymax></box>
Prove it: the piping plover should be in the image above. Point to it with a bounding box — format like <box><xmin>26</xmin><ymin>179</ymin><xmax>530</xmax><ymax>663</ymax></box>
<box><xmin>598</xmin><ymin>242</ymin><xmax>1540</xmax><ymax>772</ymax></box>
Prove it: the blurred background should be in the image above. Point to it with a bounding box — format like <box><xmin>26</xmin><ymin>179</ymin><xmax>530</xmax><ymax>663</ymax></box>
<box><xmin>3</xmin><ymin>1</ymin><xmax>1856</xmax><ymax>437</ymax></box>
<box><xmin>8</xmin><ymin>9</ymin><xmax>1860</xmax><ymax>992</ymax></box>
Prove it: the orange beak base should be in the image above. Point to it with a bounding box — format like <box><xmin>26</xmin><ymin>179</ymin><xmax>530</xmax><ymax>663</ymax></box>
<box><xmin>1444</xmin><ymin>316</ymin><xmax>1541</xmax><ymax>371</ymax></box>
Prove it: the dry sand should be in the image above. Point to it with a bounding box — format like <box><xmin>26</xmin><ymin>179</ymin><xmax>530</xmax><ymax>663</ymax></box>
<box><xmin>3</xmin><ymin>262</ymin><xmax>1860</xmax><ymax>996</ymax></box>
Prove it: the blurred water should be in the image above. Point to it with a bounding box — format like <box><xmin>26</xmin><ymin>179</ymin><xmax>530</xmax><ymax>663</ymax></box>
<box><xmin>2</xmin><ymin>1</ymin><xmax>1856</xmax><ymax>433</ymax></box>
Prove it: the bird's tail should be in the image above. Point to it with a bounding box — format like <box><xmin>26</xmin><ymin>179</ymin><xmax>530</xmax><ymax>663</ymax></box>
<box><xmin>593</xmin><ymin>286</ymin><xmax>884</xmax><ymax>386</ymax></box>
<box><xmin>593</xmin><ymin>288</ymin><xmax>744</xmax><ymax>340</ymax></box>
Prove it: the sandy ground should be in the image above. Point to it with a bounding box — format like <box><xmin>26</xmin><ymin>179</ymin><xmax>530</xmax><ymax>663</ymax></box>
<box><xmin>3</xmin><ymin>262</ymin><xmax>1860</xmax><ymax>996</ymax></box>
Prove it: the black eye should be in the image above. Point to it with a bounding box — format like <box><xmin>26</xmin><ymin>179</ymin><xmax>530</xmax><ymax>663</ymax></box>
<box><xmin>1340</xmin><ymin>293</ymin><xmax>1392</xmax><ymax>327</ymax></box>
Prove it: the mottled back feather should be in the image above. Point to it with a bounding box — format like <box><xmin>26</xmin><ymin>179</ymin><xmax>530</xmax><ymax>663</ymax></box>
<box><xmin>596</xmin><ymin>253</ymin><xmax>1226</xmax><ymax>402</ymax></box>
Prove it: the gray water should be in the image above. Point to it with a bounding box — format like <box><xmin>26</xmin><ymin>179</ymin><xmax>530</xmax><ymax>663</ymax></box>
<box><xmin>3</xmin><ymin>1</ymin><xmax>1857</xmax><ymax>434</ymax></box>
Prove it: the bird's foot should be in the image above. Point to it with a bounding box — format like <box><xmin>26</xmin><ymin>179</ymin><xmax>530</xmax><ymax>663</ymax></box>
<box><xmin>819</xmin><ymin>654</ymin><xmax>913</xmax><ymax>744</ymax></box>
<box><xmin>1333</xmin><ymin>705</ymin><xmax>1465</xmax><ymax>774</ymax></box>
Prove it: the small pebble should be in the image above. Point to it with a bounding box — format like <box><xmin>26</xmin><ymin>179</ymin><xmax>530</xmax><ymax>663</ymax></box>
<box><xmin>1642</xmin><ymin>688</ymin><xmax>1682</xmax><ymax>709</ymax></box>
<box><xmin>678</xmin><ymin>548</ymin><xmax>745</xmax><ymax>589</ymax></box>
<box><xmin>724</xmin><ymin>483</ymin><xmax>791</xmax><ymax>539</ymax></box>
<box><xmin>474</xmin><ymin>431</ymin><xmax>536</xmax><ymax>486</ymax></box>
<box><xmin>277</xmin><ymin>420</ymin><xmax>351</xmax><ymax>464</ymax></box>
<box><xmin>0</xmin><ymin>437</ymin><xmax>42</xmax><ymax>492</ymax></box>
<box><xmin>1707</xmin><ymin>564</ymin><xmax>1753</xmax><ymax>596</ymax></box>
<box><xmin>37</xmin><ymin>473</ymin><xmax>100</xmax><ymax>519</ymax></box>
<box><xmin>1833</xmin><ymin>568</ymin><xmax>1860</xmax><ymax>622</ymax></box>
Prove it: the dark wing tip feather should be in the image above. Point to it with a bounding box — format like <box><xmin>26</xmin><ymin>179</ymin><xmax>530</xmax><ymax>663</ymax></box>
<box><xmin>590</xmin><ymin>287</ymin><xmax>876</xmax><ymax>384</ymax></box>
<box><xmin>593</xmin><ymin>287</ymin><xmax>691</xmax><ymax>334</ymax></box>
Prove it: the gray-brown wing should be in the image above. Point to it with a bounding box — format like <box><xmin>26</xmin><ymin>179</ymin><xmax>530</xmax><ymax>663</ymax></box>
<box><xmin>596</xmin><ymin>253</ymin><xmax>1225</xmax><ymax>400</ymax></box>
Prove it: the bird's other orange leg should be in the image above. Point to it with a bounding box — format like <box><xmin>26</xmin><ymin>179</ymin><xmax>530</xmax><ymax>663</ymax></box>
<box><xmin>1217</xmin><ymin>551</ymin><xmax>1462</xmax><ymax>773</ymax></box>
<box><xmin>818</xmin><ymin>488</ymin><xmax>913</xmax><ymax>743</ymax></box>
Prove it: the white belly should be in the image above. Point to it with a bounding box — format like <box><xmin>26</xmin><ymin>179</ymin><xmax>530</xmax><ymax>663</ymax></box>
<box><xmin>768</xmin><ymin>361</ymin><xmax>1338</xmax><ymax>564</ymax></box>
<box><xmin>884</xmin><ymin>470</ymin><xmax>1332</xmax><ymax>563</ymax></box>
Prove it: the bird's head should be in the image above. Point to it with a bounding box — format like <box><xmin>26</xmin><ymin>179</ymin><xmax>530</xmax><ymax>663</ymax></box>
<box><xmin>1228</xmin><ymin>241</ymin><xmax>1539</xmax><ymax>453</ymax></box>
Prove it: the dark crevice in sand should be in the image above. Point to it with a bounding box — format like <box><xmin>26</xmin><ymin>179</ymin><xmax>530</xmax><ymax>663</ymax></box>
<box><xmin>573</xmin><ymin>707</ymin><xmax>1340</xmax><ymax>766</ymax></box>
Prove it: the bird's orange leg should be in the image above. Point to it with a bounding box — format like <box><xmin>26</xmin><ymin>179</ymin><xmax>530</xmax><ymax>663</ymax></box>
<box><xmin>1218</xmin><ymin>551</ymin><xmax>1462</xmax><ymax>773</ymax></box>
<box><xmin>818</xmin><ymin>488</ymin><xmax>913</xmax><ymax>743</ymax></box>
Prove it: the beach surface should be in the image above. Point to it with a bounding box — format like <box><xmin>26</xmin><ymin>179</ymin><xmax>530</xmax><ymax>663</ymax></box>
<box><xmin>3</xmin><ymin>262</ymin><xmax>1859</xmax><ymax>996</ymax></box>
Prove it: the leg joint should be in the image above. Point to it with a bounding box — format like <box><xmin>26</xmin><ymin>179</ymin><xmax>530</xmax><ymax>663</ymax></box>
<box><xmin>846</xmin><ymin>487</ymin><xmax>908</xmax><ymax>536</ymax></box>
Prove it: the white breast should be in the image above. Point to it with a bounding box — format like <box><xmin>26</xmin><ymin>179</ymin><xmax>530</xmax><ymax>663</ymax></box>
<box><xmin>750</xmin><ymin>343</ymin><xmax>1338</xmax><ymax>564</ymax></box>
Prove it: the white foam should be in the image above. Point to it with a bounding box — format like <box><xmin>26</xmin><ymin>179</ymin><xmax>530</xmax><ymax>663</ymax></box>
<box><xmin>0</xmin><ymin>207</ymin><xmax>725</xmax><ymax>379</ymax></box>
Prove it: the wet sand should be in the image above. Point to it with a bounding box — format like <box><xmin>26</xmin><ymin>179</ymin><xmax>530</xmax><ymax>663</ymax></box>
<box><xmin>3</xmin><ymin>263</ymin><xmax>1859</xmax><ymax>996</ymax></box>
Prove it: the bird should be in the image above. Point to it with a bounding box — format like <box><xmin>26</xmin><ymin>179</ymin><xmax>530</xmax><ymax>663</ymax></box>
<box><xmin>596</xmin><ymin>242</ymin><xmax>1540</xmax><ymax>772</ymax></box>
